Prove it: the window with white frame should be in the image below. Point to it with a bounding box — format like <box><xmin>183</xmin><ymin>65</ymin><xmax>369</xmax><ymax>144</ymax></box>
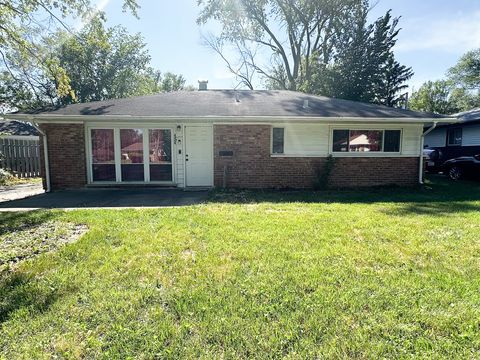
<box><xmin>272</xmin><ymin>127</ymin><xmax>284</xmax><ymax>154</ymax></box>
<box><xmin>89</xmin><ymin>127</ymin><xmax>173</xmax><ymax>183</ymax></box>
<box><xmin>332</xmin><ymin>129</ymin><xmax>401</xmax><ymax>153</ymax></box>
<box><xmin>91</xmin><ymin>129</ymin><xmax>115</xmax><ymax>182</ymax></box>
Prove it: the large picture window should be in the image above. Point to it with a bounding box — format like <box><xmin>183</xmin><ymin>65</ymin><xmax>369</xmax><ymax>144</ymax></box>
<box><xmin>332</xmin><ymin>129</ymin><xmax>401</xmax><ymax>153</ymax></box>
<box><xmin>91</xmin><ymin>129</ymin><xmax>115</xmax><ymax>181</ymax></box>
<box><xmin>90</xmin><ymin>127</ymin><xmax>174</xmax><ymax>184</ymax></box>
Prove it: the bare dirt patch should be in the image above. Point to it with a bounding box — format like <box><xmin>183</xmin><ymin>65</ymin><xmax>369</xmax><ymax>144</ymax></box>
<box><xmin>0</xmin><ymin>221</ymin><xmax>88</xmax><ymax>272</ymax></box>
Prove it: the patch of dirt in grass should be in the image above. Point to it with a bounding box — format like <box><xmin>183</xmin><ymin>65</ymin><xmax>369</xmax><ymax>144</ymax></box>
<box><xmin>0</xmin><ymin>221</ymin><xmax>88</xmax><ymax>272</ymax></box>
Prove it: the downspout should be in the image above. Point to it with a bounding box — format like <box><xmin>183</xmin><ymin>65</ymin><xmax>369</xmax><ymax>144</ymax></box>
<box><xmin>31</xmin><ymin>122</ymin><xmax>51</xmax><ymax>192</ymax></box>
<box><xmin>419</xmin><ymin>121</ymin><xmax>438</xmax><ymax>184</ymax></box>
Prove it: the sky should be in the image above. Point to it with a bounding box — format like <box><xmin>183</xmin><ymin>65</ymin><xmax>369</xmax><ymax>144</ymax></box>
<box><xmin>98</xmin><ymin>0</ymin><xmax>480</xmax><ymax>93</ymax></box>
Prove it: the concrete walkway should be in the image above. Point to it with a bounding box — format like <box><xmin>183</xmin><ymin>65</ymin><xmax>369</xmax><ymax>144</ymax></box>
<box><xmin>0</xmin><ymin>188</ymin><xmax>209</xmax><ymax>211</ymax></box>
<box><xmin>0</xmin><ymin>183</ymin><xmax>44</xmax><ymax>202</ymax></box>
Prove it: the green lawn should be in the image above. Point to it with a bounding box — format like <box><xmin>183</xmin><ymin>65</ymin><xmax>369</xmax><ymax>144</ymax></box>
<box><xmin>1</xmin><ymin>176</ymin><xmax>480</xmax><ymax>358</ymax></box>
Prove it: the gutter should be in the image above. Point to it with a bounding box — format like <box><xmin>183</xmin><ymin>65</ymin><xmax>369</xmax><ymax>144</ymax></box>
<box><xmin>30</xmin><ymin>122</ymin><xmax>51</xmax><ymax>192</ymax></box>
<box><xmin>6</xmin><ymin>113</ymin><xmax>456</xmax><ymax>125</ymax></box>
<box><xmin>419</xmin><ymin>121</ymin><xmax>438</xmax><ymax>185</ymax></box>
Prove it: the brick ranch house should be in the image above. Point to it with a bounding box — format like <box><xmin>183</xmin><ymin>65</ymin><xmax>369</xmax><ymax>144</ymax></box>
<box><xmin>7</xmin><ymin>87</ymin><xmax>454</xmax><ymax>191</ymax></box>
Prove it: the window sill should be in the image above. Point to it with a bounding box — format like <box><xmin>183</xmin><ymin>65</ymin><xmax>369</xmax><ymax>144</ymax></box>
<box><xmin>330</xmin><ymin>152</ymin><xmax>407</xmax><ymax>157</ymax></box>
<box><xmin>271</xmin><ymin>153</ymin><xmax>413</xmax><ymax>158</ymax></box>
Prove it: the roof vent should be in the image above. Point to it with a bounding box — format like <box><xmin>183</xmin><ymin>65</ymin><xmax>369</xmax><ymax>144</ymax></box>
<box><xmin>303</xmin><ymin>99</ymin><xmax>309</xmax><ymax>109</ymax></box>
<box><xmin>198</xmin><ymin>80</ymin><xmax>208</xmax><ymax>91</ymax></box>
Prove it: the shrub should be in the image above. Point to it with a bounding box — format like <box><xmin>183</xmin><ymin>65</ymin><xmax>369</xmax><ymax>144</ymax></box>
<box><xmin>313</xmin><ymin>155</ymin><xmax>336</xmax><ymax>190</ymax></box>
<box><xmin>0</xmin><ymin>168</ymin><xmax>15</xmax><ymax>186</ymax></box>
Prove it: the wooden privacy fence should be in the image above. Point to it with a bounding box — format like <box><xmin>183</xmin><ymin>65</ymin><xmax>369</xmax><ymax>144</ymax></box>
<box><xmin>0</xmin><ymin>137</ymin><xmax>41</xmax><ymax>178</ymax></box>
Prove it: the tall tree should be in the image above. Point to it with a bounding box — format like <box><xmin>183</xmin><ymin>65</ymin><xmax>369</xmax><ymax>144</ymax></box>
<box><xmin>306</xmin><ymin>9</ymin><xmax>413</xmax><ymax>106</ymax></box>
<box><xmin>197</xmin><ymin>0</ymin><xmax>363</xmax><ymax>90</ymax></box>
<box><xmin>410</xmin><ymin>49</ymin><xmax>480</xmax><ymax>114</ymax></box>
<box><xmin>0</xmin><ymin>21</ymin><xmax>189</xmax><ymax>111</ymax></box>
<box><xmin>409</xmin><ymin>80</ymin><xmax>454</xmax><ymax>114</ymax></box>
<box><xmin>198</xmin><ymin>0</ymin><xmax>413</xmax><ymax>107</ymax></box>
<box><xmin>0</xmin><ymin>0</ymin><xmax>139</xmax><ymax>98</ymax></box>
<box><xmin>57</xmin><ymin>19</ymin><xmax>156</xmax><ymax>103</ymax></box>
<box><xmin>448</xmin><ymin>48</ymin><xmax>480</xmax><ymax>91</ymax></box>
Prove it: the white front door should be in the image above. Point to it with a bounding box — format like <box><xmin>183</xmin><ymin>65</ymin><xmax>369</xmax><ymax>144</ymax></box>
<box><xmin>185</xmin><ymin>125</ymin><xmax>214</xmax><ymax>187</ymax></box>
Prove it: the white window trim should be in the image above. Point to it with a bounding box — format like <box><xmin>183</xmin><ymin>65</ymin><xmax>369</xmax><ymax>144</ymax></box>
<box><xmin>329</xmin><ymin>127</ymin><xmax>403</xmax><ymax>156</ymax></box>
<box><xmin>270</xmin><ymin>126</ymin><xmax>285</xmax><ymax>155</ymax></box>
<box><xmin>86</xmin><ymin>125</ymin><xmax>176</xmax><ymax>185</ymax></box>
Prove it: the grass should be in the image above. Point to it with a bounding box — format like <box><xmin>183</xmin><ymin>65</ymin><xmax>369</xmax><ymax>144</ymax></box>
<box><xmin>1</xmin><ymin>176</ymin><xmax>480</xmax><ymax>358</ymax></box>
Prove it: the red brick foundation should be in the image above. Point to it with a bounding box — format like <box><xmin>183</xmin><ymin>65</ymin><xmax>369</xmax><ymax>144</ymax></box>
<box><xmin>40</xmin><ymin>123</ymin><xmax>87</xmax><ymax>190</ymax></box>
<box><xmin>214</xmin><ymin>125</ymin><xmax>419</xmax><ymax>188</ymax></box>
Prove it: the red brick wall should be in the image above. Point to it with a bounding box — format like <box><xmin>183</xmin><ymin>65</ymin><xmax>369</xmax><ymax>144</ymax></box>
<box><xmin>214</xmin><ymin>125</ymin><xmax>419</xmax><ymax>188</ymax></box>
<box><xmin>40</xmin><ymin>123</ymin><xmax>87</xmax><ymax>190</ymax></box>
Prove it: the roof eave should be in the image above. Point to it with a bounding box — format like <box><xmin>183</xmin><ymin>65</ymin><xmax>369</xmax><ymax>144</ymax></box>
<box><xmin>5</xmin><ymin>113</ymin><xmax>457</xmax><ymax>124</ymax></box>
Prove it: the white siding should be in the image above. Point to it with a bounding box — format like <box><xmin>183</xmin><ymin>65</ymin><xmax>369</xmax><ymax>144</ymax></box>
<box><xmin>424</xmin><ymin>128</ymin><xmax>446</xmax><ymax>148</ymax></box>
<box><xmin>283</xmin><ymin>124</ymin><xmax>330</xmax><ymax>155</ymax></box>
<box><xmin>175</xmin><ymin>129</ymin><xmax>185</xmax><ymax>187</ymax></box>
<box><xmin>274</xmin><ymin>123</ymin><xmax>422</xmax><ymax>157</ymax></box>
<box><xmin>463</xmin><ymin>125</ymin><xmax>480</xmax><ymax>146</ymax></box>
<box><xmin>401</xmin><ymin>125</ymin><xmax>423</xmax><ymax>155</ymax></box>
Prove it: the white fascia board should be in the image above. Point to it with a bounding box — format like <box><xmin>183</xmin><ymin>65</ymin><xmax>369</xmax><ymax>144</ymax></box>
<box><xmin>5</xmin><ymin>113</ymin><xmax>457</xmax><ymax>125</ymax></box>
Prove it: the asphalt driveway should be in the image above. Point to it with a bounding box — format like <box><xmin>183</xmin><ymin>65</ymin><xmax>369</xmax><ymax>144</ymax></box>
<box><xmin>0</xmin><ymin>188</ymin><xmax>209</xmax><ymax>211</ymax></box>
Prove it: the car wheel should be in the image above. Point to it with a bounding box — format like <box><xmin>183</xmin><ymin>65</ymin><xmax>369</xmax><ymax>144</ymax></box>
<box><xmin>448</xmin><ymin>166</ymin><xmax>463</xmax><ymax>181</ymax></box>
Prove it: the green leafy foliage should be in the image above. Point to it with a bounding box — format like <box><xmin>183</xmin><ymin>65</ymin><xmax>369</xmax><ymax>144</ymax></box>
<box><xmin>302</xmin><ymin>10</ymin><xmax>413</xmax><ymax>107</ymax></box>
<box><xmin>198</xmin><ymin>0</ymin><xmax>412</xmax><ymax>107</ymax></box>
<box><xmin>313</xmin><ymin>154</ymin><xmax>336</xmax><ymax>190</ymax></box>
<box><xmin>1</xmin><ymin>19</ymin><xmax>188</xmax><ymax>111</ymax></box>
<box><xmin>0</xmin><ymin>0</ymin><xmax>140</xmax><ymax>100</ymax></box>
<box><xmin>410</xmin><ymin>49</ymin><xmax>480</xmax><ymax>114</ymax></box>
<box><xmin>409</xmin><ymin>80</ymin><xmax>455</xmax><ymax>114</ymax></box>
<box><xmin>56</xmin><ymin>19</ymin><xmax>187</xmax><ymax>103</ymax></box>
<box><xmin>448</xmin><ymin>48</ymin><xmax>480</xmax><ymax>90</ymax></box>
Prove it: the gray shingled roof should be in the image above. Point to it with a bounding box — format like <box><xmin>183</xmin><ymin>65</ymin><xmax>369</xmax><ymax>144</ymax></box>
<box><xmin>455</xmin><ymin>108</ymin><xmax>480</xmax><ymax>123</ymax></box>
<box><xmin>20</xmin><ymin>90</ymin><xmax>443</xmax><ymax>119</ymax></box>
<box><xmin>0</xmin><ymin>120</ymin><xmax>39</xmax><ymax>136</ymax></box>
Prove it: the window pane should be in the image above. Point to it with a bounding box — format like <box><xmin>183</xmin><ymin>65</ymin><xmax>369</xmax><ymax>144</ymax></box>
<box><xmin>121</xmin><ymin>129</ymin><xmax>144</xmax><ymax>181</ymax></box>
<box><xmin>447</xmin><ymin>128</ymin><xmax>462</xmax><ymax>145</ymax></box>
<box><xmin>272</xmin><ymin>128</ymin><xmax>284</xmax><ymax>154</ymax></box>
<box><xmin>149</xmin><ymin>129</ymin><xmax>172</xmax><ymax>181</ymax></box>
<box><xmin>149</xmin><ymin>130</ymin><xmax>172</xmax><ymax>163</ymax></box>
<box><xmin>92</xmin><ymin>129</ymin><xmax>114</xmax><ymax>163</ymax></box>
<box><xmin>349</xmin><ymin>130</ymin><xmax>382</xmax><ymax>152</ymax></box>
<box><xmin>93</xmin><ymin>164</ymin><xmax>116</xmax><ymax>181</ymax></box>
<box><xmin>384</xmin><ymin>130</ymin><xmax>401</xmax><ymax>152</ymax></box>
<box><xmin>332</xmin><ymin>130</ymin><xmax>349</xmax><ymax>152</ymax></box>
<box><xmin>150</xmin><ymin>164</ymin><xmax>173</xmax><ymax>181</ymax></box>
<box><xmin>121</xmin><ymin>164</ymin><xmax>144</xmax><ymax>181</ymax></box>
<box><xmin>91</xmin><ymin>129</ymin><xmax>115</xmax><ymax>181</ymax></box>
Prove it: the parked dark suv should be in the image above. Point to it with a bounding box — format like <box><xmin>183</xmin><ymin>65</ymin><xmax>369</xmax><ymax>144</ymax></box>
<box><xmin>423</xmin><ymin>148</ymin><xmax>444</xmax><ymax>173</ymax></box>
<box><xmin>442</xmin><ymin>154</ymin><xmax>480</xmax><ymax>180</ymax></box>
